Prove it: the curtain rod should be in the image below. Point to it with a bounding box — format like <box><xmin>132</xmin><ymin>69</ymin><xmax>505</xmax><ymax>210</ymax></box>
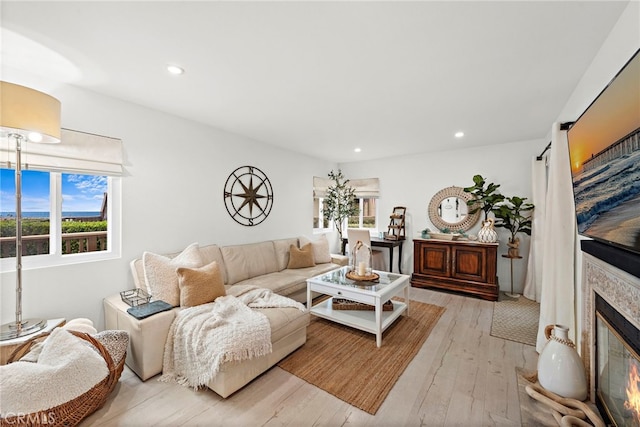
<box><xmin>537</xmin><ymin>142</ymin><xmax>551</xmax><ymax>161</ymax></box>
<box><xmin>536</xmin><ymin>122</ymin><xmax>575</xmax><ymax>160</ymax></box>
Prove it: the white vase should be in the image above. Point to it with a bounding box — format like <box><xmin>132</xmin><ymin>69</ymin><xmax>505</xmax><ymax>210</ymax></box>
<box><xmin>477</xmin><ymin>218</ymin><xmax>498</xmax><ymax>243</ymax></box>
<box><xmin>537</xmin><ymin>324</ymin><xmax>588</xmax><ymax>400</ymax></box>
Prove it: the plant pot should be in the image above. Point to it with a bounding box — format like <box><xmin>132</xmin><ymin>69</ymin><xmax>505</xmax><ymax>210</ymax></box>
<box><xmin>537</xmin><ymin>324</ymin><xmax>588</xmax><ymax>400</ymax></box>
<box><xmin>477</xmin><ymin>218</ymin><xmax>498</xmax><ymax>243</ymax></box>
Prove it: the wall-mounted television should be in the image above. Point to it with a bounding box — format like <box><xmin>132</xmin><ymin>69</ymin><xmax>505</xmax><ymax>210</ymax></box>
<box><xmin>567</xmin><ymin>49</ymin><xmax>640</xmax><ymax>255</ymax></box>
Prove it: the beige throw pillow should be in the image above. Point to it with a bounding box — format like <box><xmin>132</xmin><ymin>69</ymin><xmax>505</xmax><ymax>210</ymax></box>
<box><xmin>287</xmin><ymin>243</ymin><xmax>316</xmax><ymax>269</ymax></box>
<box><xmin>299</xmin><ymin>234</ymin><xmax>332</xmax><ymax>264</ymax></box>
<box><xmin>176</xmin><ymin>261</ymin><xmax>226</xmax><ymax>307</ymax></box>
<box><xmin>143</xmin><ymin>243</ymin><xmax>203</xmax><ymax>307</ymax></box>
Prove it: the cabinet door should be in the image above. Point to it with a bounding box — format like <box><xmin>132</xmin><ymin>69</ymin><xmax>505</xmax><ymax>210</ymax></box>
<box><xmin>452</xmin><ymin>246</ymin><xmax>487</xmax><ymax>282</ymax></box>
<box><xmin>418</xmin><ymin>243</ymin><xmax>451</xmax><ymax>277</ymax></box>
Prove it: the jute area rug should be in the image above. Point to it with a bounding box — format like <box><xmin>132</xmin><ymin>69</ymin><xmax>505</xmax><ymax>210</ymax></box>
<box><xmin>490</xmin><ymin>292</ymin><xmax>539</xmax><ymax>346</ymax></box>
<box><xmin>277</xmin><ymin>300</ymin><xmax>445</xmax><ymax>415</ymax></box>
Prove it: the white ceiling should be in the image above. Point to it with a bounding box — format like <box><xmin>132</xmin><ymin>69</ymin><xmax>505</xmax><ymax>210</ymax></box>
<box><xmin>1</xmin><ymin>1</ymin><xmax>630</xmax><ymax>163</ymax></box>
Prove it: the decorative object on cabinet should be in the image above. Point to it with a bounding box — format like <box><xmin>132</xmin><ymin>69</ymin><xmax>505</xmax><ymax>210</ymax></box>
<box><xmin>428</xmin><ymin>232</ymin><xmax>461</xmax><ymax>241</ymax></box>
<box><xmin>322</xmin><ymin>169</ymin><xmax>358</xmax><ymax>241</ymax></box>
<box><xmin>223</xmin><ymin>165</ymin><xmax>273</xmax><ymax>226</ymax></box>
<box><xmin>0</xmin><ymin>82</ymin><xmax>61</xmax><ymax>341</ymax></box>
<box><xmin>386</xmin><ymin>206</ymin><xmax>406</xmax><ymax>240</ymax></box>
<box><xmin>428</xmin><ymin>186</ymin><xmax>481</xmax><ymax>233</ymax></box>
<box><xmin>411</xmin><ymin>238</ymin><xmax>499</xmax><ymax>301</ymax></box>
<box><xmin>477</xmin><ymin>217</ymin><xmax>499</xmax><ymax>243</ymax></box>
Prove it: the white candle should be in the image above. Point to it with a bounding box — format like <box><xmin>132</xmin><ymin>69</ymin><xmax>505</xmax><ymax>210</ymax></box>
<box><xmin>358</xmin><ymin>261</ymin><xmax>366</xmax><ymax>276</ymax></box>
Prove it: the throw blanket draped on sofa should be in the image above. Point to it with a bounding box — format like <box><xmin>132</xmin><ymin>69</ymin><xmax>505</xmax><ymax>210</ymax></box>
<box><xmin>161</xmin><ymin>286</ymin><xmax>305</xmax><ymax>389</ymax></box>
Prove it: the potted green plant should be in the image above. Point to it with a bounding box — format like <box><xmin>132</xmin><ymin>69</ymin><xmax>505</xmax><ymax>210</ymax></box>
<box><xmin>492</xmin><ymin>196</ymin><xmax>534</xmax><ymax>258</ymax></box>
<box><xmin>462</xmin><ymin>174</ymin><xmax>505</xmax><ymax>220</ymax></box>
<box><xmin>323</xmin><ymin>169</ymin><xmax>359</xmax><ymax>241</ymax></box>
<box><xmin>492</xmin><ymin>195</ymin><xmax>534</xmax><ymax>298</ymax></box>
<box><xmin>463</xmin><ymin>174</ymin><xmax>504</xmax><ymax>242</ymax></box>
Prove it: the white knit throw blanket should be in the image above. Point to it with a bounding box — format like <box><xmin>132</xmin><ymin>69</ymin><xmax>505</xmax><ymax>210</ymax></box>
<box><xmin>161</xmin><ymin>286</ymin><xmax>305</xmax><ymax>389</ymax></box>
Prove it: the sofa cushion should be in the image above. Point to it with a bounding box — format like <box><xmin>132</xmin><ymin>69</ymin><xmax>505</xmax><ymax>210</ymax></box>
<box><xmin>143</xmin><ymin>243</ymin><xmax>203</xmax><ymax>306</ymax></box>
<box><xmin>287</xmin><ymin>243</ymin><xmax>315</xmax><ymax>269</ymax></box>
<box><xmin>272</xmin><ymin>237</ymin><xmax>299</xmax><ymax>271</ymax></box>
<box><xmin>177</xmin><ymin>261</ymin><xmax>226</xmax><ymax>307</ymax></box>
<box><xmin>233</xmin><ymin>271</ymin><xmax>307</xmax><ymax>298</ymax></box>
<box><xmin>256</xmin><ymin>306</ymin><xmax>310</xmax><ymax>343</ymax></box>
<box><xmin>221</xmin><ymin>241</ymin><xmax>278</xmax><ymax>285</ymax></box>
<box><xmin>197</xmin><ymin>244</ymin><xmax>228</xmax><ymax>285</ymax></box>
<box><xmin>299</xmin><ymin>234</ymin><xmax>332</xmax><ymax>264</ymax></box>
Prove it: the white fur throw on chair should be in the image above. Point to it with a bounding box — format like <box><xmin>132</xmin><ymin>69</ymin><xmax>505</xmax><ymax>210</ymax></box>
<box><xmin>0</xmin><ymin>328</ymin><xmax>108</xmax><ymax>416</ymax></box>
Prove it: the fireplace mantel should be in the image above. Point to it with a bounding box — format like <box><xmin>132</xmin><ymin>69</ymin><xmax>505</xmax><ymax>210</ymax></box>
<box><xmin>582</xmin><ymin>248</ymin><xmax>640</xmax><ymax>402</ymax></box>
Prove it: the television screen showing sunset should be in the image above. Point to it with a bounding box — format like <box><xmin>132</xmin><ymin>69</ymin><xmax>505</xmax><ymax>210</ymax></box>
<box><xmin>567</xmin><ymin>50</ymin><xmax>640</xmax><ymax>254</ymax></box>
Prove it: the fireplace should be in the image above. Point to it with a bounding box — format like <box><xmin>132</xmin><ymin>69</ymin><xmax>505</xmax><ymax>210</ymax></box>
<box><xmin>582</xmin><ymin>241</ymin><xmax>640</xmax><ymax>427</ymax></box>
<box><xmin>595</xmin><ymin>294</ymin><xmax>640</xmax><ymax>426</ymax></box>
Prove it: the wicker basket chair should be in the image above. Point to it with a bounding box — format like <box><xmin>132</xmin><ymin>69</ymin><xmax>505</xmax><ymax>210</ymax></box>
<box><xmin>1</xmin><ymin>330</ymin><xmax>127</xmax><ymax>427</ymax></box>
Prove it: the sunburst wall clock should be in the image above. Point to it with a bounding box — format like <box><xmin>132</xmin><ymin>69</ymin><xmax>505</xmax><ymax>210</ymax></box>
<box><xmin>223</xmin><ymin>165</ymin><xmax>274</xmax><ymax>226</ymax></box>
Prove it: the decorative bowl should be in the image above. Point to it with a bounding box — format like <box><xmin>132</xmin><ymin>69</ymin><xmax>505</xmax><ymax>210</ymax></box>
<box><xmin>429</xmin><ymin>232</ymin><xmax>461</xmax><ymax>241</ymax></box>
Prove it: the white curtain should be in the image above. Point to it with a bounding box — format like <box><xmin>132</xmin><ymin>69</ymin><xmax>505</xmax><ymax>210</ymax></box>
<box><xmin>523</xmin><ymin>155</ymin><xmax>548</xmax><ymax>302</ymax></box>
<box><xmin>536</xmin><ymin>122</ymin><xmax>578</xmax><ymax>353</ymax></box>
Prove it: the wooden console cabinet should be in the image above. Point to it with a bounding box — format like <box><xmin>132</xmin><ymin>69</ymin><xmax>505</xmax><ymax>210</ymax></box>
<box><xmin>411</xmin><ymin>238</ymin><xmax>499</xmax><ymax>301</ymax></box>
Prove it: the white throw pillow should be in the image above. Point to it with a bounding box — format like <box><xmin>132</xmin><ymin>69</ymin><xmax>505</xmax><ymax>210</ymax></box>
<box><xmin>299</xmin><ymin>234</ymin><xmax>332</xmax><ymax>264</ymax></box>
<box><xmin>143</xmin><ymin>243</ymin><xmax>203</xmax><ymax>306</ymax></box>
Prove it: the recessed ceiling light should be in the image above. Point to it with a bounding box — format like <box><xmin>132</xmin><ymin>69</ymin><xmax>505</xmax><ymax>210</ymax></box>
<box><xmin>167</xmin><ymin>64</ymin><xmax>184</xmax><ymax>75</ymax></box>
<box><xmin>354</xmin><ymin>148</ymin><xmax>362</xmax><ymax>153</ymax></box>
<box><xmin>454</xmin><ymin>131</ymin><xmax>465</xmax><ymax>138</ymax></box>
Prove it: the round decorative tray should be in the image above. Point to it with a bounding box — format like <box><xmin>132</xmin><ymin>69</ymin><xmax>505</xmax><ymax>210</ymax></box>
<box><xmin>346</xmin><ymin>271</ymin><xmax>380</xmax><ymax>282</ymax></box>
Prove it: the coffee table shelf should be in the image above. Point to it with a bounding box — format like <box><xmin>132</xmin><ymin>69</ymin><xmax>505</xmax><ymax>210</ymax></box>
<box><xmin>309</xmin><ymin>298</ymin><xmax>408</xmax><ymax>337</ymax></box>
<box><xmin>307</xmin><ymin>266</ymin><xmax>411</xmax><ymax>347</ymax></box>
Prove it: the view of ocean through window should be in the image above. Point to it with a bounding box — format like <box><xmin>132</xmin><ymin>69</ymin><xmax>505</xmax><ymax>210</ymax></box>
<box><xmin>0</xmin><ymin>169</ymin><xmax>108</xmax><ymax>257</ymax></box>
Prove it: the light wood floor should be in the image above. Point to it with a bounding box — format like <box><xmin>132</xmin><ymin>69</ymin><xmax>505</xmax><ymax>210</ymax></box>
<box><xmin>83</xmin><ymin>287</ymin><xmax>539</xmax><ymax>426</ymax></box>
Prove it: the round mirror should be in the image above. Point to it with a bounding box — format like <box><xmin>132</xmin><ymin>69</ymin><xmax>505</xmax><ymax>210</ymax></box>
<box><xmin>428</xmin><ymin>186</ymin><xmax>481</xmax><ymax>232</ymax></box>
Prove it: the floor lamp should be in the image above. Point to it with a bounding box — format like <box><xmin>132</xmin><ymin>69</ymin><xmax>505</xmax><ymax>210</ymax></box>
<box><xmin>0</xmin><ymin>81</ymin><xmax>61</xmax><ymax>341</ymax></box>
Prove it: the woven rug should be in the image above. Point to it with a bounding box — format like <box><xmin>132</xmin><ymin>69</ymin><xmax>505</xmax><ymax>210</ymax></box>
<box><xmin>490</xmin><ymin>292</ymin><xmax>539</xmax><ymax>346</ymax></box>
<box><xmin>277</xmin><ymin>300</ymin><xmax>445</xmax><ymax>415</ymax></box>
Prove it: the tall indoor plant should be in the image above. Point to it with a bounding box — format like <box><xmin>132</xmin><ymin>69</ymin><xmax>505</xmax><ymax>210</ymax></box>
<box><xmin>323</xmin><ymin>169</ymin><xmax>358</xmax><ymax>241</ymax></box>
<box><xmin>463</xmin><ymin>174</ymin><xmax>504</xmax><ymax>242</ymax></box>
<box><xmin>492</xmin><ymin>196</ymin><xmax>534</xmax><ymax>258</ymax></box>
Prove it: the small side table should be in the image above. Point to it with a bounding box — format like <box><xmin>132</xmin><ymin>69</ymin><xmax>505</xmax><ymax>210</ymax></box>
<box><xmin>0</xmin><ymin>318</ymin><xmax>65</xmax><ymax>365</ymax></box>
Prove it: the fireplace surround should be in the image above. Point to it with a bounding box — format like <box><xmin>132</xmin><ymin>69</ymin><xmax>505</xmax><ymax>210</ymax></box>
<box><xmin>581</xmin><ymin>240</ymin><xmax>640</xmax><ymax>426</ymax></box>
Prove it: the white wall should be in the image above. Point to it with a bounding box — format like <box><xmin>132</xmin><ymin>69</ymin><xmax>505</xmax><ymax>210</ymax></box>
<box><xmin>339</xmin><ymin>138</ymin><xmax>545</xmax><ymax>293</ymax></box>
<box><xmin>553</xmin><ymin>1</ymin><xmax>639</xmax><ymax>346</ymax></box>
<box><xmin>0</xmin><ymin>82</ymin><xmax>336</xmax><ymax>330</ymax></box>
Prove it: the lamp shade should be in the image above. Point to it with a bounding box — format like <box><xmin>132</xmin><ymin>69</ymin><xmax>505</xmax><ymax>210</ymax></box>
<box><xmin>0</xmin><ymin>81</ymin><xmax>61</xmax><ymax>143</ymax></box>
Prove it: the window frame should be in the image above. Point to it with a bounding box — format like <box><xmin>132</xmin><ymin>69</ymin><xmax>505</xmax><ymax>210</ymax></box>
<box><xmin>348</xmin><ymin>197</ymin><xmax>379</xmax><ymax>231</ymax></box>
<box><xmin>313</xmin><ymin>196</ymin><xmax>332</xmax><ymax>233</ymax></box>
<box><xmin>0</xmin><ymin>170</ymin><xmax>121</xmax><ymax>271</ymax></box>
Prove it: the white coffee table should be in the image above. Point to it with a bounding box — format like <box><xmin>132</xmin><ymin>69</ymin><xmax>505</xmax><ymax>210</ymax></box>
<box><xmin>306</xmin><ymin>266</ymin><xmax>410</xmax><ymax>347</ymax></box>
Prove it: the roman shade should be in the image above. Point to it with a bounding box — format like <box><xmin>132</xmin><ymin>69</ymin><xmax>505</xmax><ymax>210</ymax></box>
<box><xmin>313</xmin><ymin>176</ymin><xmax>379</xmax><ymax>199</ymax></box>
<box><xmin>1</xmin><ymin>128</ymin><xmax>123</xmax><ymax>175</ymax></box>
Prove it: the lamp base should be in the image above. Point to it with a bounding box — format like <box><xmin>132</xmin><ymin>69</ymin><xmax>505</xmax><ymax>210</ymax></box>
<box><xmin>504</xmin><ymin>292</ymin><xmax>521</xmax><ymax>299</ymax></box>
<box><xmin>0</xmin><ymin>318</ymin><xmax>46</xmax><ymax>341</ymax></box>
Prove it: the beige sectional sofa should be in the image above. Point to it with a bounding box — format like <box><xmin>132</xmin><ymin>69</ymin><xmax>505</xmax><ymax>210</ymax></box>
<box><xmin>104</xmin><ymin>236</ymin><xmax>347</xmax><ymax>398</ymax></box>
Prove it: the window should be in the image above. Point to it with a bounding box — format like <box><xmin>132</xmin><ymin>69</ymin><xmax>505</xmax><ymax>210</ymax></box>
<box><xmin>313</xmin><ymin>176</ymin><xmax>380</xmax><ymax>232</ymax></box>
<box><xmin>313</xmin><ymin>197</ymin><xmax>330</xmax><ymax>230</ymax></box>
<box><xmin>348</xmin><ymin>197</ymin><xmax>377</xmax><ymax>229</ymax></box>
<box><xmin>0</xmin><ymin>129</ymin><xmax>122</xmax><ymax>270</ymax></box>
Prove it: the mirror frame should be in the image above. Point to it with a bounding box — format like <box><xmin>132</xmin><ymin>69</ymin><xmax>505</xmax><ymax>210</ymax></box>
<box><xmin>428</xmin><ymin>186</ymin><xmax>481</xmax><ymax>232</ymax></box>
